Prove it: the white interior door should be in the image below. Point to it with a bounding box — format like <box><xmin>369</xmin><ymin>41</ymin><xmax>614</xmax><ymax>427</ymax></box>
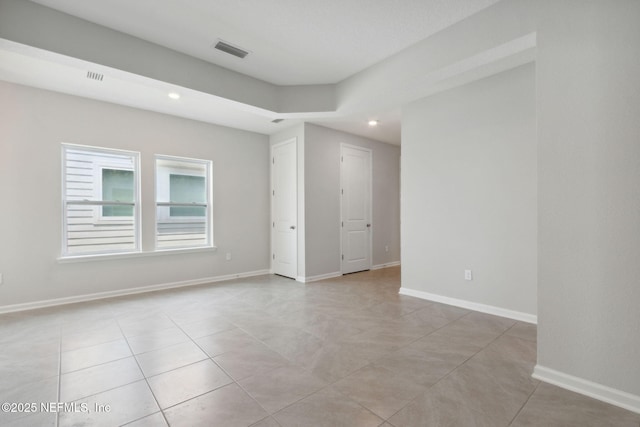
<box><xmin>272</xmin><ymin>139</ymin><xmax>297</xmax><ymax>279</ymax></box>
<box><xmin>341</xmin><ymin>144</ymin><xmax>372</xmax><ymax>274</ymax></box>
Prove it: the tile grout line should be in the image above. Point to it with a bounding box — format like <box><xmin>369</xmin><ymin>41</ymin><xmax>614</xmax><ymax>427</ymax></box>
<box><xmin>7</xmin><ymin>270</ymin><xmax>559</xmax><ymax>427</ymax></box>
<box><xmin>380</xmin><ymin>316</ymin><xmax>520</xmax><ymax>423</ymax></box>
<box><xmin>329</xmin><ymin>382</ymin><xmax>390</xmax><ymax>424</ymax></box>
<box><xmin>321</xmin><ymin>307</ymin><xmax>470</xmax><ymax>421</ymax></box>
<box><xmin>115</xmin><ymin>316</ymin><xmax>171</xmax><ymax>427</ymax></box>
<box><xmin>55</xmin><ymin>301</ymin><xmax>458</xmax><ymax>425</ymax></box>
<box><xmin>58</xmin><ymin>321</ymin><xmax>134</xmax><ymax>415</ymax></box>
<box><xmin>56</xmin><ymin>324</ymin><xmax>62</xmax><ymax>427</ymax></box>
<box><xmin>440</xmin><ymin>320</ymin><xmax>533</xmax><ymax>426</ymax></box>
<box><xmin>167</xmin><ymin>309</ymin><xmax>380</xmax><ymax>425</ymax></box>
<box><xmin>59</xmin><ymin>352</ymin><xmax>132</xmax><ymax>375</ymax></box>
<box><xmin>507</xmin><ymin>380</ymin><xmax>541</xmax><ymax>426</ymax></box>
<box><xmin>166</xmin><ymin>313</ymin><xmax>278</xmax><ymax>423</ymax></box>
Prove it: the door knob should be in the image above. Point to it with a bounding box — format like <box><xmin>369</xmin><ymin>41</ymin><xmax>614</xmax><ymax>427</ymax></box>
<box><xmin>290</xmin><ymin>225</ymin><xmax>296</xmax><ymax>230</ymax></box>
<box><xmin>366</xmin><ymin>224</ymin><xmax>371</xmax><ymax>228</ymax></box>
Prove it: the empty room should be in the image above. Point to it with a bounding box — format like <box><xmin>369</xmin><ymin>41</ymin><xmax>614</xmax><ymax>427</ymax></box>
<box><xmin>1</xmin><ymin>0</ymin><xmax>639</xmax><ymax>426</ymax></box>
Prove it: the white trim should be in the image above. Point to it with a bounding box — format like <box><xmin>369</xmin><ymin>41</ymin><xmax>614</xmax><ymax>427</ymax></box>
<box><xmin>532</xmin><ymin>365</ymin><xmax>640</xmax><ymax>415</ymax></box>
<box><xmin>371</xmin><ymin>261</ymin><xmax>401</xmax><ymax>270</ymax></box>
<box><xmin>0</xmin><ymin>269</ymin><xmax>269</xmax><ymax>314</ymax></box>
<box><xmin>58</xmin><ymin>246</ymin><xmax>217</xmax><ymax>263</ymax></box>
<box><xmin>296</xmin><ymin>271</ymin><xmax>342</xmax><ymax>283</ymax></box>
<box><xmin>398</xmin><ymin>287</ymin><xmax>537</xmax><ymax>324</ymax></box>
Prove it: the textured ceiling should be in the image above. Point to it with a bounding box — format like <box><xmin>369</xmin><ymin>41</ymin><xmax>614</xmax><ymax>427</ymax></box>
<box><xmin>29</xmin><ymin>0</ymin><xmax>501</xmax><ymax>85</ymax></box>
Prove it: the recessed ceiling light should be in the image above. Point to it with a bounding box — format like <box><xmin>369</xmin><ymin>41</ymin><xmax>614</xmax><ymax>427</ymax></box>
<box><xmin>168</xmin><ymin>92</ymin><xmax>180</xmax><ymax>100</ymax></box>
<box><xmin>368</xmin><ymin>120</ymin><xmax>378</xmax><ymax>126</ymax></box>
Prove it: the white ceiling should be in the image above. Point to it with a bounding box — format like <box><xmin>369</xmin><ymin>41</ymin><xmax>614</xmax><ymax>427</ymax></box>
<box><xmin>0</xmin><ymin>0</ymin><xmax>519</xmax><ymax>145</ymax></box>
<box><xmin>0</xmin><ymin>44</ymin><xmax>301</xmax><ymax>135</ymax></box>
<box><xmin>30</xmin><ymin>0</ymin><xmax>501</xmax><ymax>85</ymax></box>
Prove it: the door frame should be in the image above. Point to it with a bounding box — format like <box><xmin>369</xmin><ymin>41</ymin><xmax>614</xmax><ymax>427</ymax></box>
<box><xmin>340</xmin><ymin>143</ymin><xmax>373</xmax><ymax>274</ymax></box>
<box><xmin>270</xmin><ymin>137</ymin><xmax>298</xmax><ymax>278</ymax></box>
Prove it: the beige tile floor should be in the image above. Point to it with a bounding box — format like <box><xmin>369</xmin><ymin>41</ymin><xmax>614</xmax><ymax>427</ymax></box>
<box><xmin>1</xmin><ymin>267</ymin><xmax>639</xmax><ymax>426</ymax></box>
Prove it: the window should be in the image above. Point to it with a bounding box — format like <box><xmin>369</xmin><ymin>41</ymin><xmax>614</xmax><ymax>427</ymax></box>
<box><xmin>155</xmin><ymin>156</ymin><xmax>212</xmax><ymax>249</ymax></box>
<box><xmin>169</xmin><ymin>174</ymin><xmax>206</xmax><ymax>217</ymax></box>
<box><xmin>62</xmin><ymin>144</ymin><xmax>140</xmax><ymax>256</ymax></box>
<box><xmin>101</xmin><ymin>169</ymin><xmax>134</xmax><ymax>217</ymax></box>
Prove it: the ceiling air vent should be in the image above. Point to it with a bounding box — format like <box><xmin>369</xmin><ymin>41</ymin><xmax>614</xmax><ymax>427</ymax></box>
<box><xmin>86</xmin><ymin>71</ymin><xmax>104</xmax><ymax>81</ymax></box>
<box><xmin>271</xmin><ymin>119</ymin><xmax>284</xmax><ymax>124</ymax></box>
<box><xmin>214</xmin><ymin>40</ymin><xmax>249</xmax><ymax>59</ymax></box>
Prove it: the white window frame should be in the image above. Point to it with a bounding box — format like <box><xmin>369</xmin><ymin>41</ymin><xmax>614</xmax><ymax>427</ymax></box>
<box><xmin>155</xmin><ymin>155</ymin><xmax>213</xmax><ymax>250</ymax></box>
<box><xmin>61</xmin><ymin>143</ymin><xmax>141</xmax><ymax>257</ymax></box>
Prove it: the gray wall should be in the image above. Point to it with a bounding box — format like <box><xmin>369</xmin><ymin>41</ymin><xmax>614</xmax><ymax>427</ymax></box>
<box><xmin>401</xmin><ymin>0</ymin><xmax>640</xmax><ymax>402</ymax></box>
<box><xmin>304</xmin><ymin>123</ymin><xmax>401</xmax><ymax>277</ymax></box>
<box><xmin>537</xmin><ymin>0</ymin><xmax>640</xmax><ymax>396</ymax></box>
<box><xmin>402</xmin><ymin>63</ymin><xmax>537</xmax><ymax>317</ymax></box>
<box><xmin>0</xmin><ymin>81</ymin><xmax>270</xmax><ymax>308</ymax></box>
<box><xmin>269</xmin><ymin>123</ymin><xmax>401</xmax><ymax>280</ymax></box>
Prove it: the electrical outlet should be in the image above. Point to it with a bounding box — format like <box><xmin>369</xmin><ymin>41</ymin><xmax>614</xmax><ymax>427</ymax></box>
<box><xmin>464</xmin><ymin>270</ymin><xmax>473</xmax><ymax>281</ymax></box>
<box><xmin>385</xmin><ymin>245</ymin><xmax>389</xmax><ymax>252</ymax></box>
<box><xmin>0</xmin><ymin>273</ymin><xmax>3</xmax><ymax>285</ymax></box>
<box><xmin>225</xmin><ymin>252</ymin><xmax>232</xmax><ymax>261</ymax></box>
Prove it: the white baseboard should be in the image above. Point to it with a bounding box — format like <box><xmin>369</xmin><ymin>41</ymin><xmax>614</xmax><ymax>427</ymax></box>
<box><xmin>290</xmin><ymin>262</ymin><xmax>401</xmax><ymax>283</ymax></box>
<box><xmin>398</xmin><ymin>287</ymin><xmax>537</xmax><ymax>324</ymax></box>
<box><xmin>371</xmin><ymin>261</ymin><xmax>401</xmax><ymax>270</ymax></box>
<box><xmin>296</xmin><ymin>262</ymin><xmax>400</xmax><ymax>282</ymax></box>
<box><xmin>296</xmin><ymin>271</ymin><xmax>342</xmax><ymax>283</ymax></box>
<box><xmin>533</xmin><ymin>365</ymin><xmax>640</xmax><ymax>415</ymax></box>
<box><xmin>0</xmin><ymin>269</ymin><xmax>271</xmax><ymax>314</ymax></box>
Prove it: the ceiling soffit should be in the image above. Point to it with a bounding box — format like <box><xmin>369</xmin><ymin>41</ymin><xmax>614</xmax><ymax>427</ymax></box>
<box><xmin>0</xmin><ymin>0</ymin><xmax>537</xmax><ymax>144</ymax></box>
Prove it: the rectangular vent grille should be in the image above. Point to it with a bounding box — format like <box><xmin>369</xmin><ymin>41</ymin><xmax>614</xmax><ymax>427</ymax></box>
<box><xmin>86</xmin><ymin>71</ymin><xmax>104</xmax><ymax>81</ymax></box>
<box><xmin>271</xmin><ymin>119</ymin><xmax>284</xmax><ymax>124</ymax></box>
<box><xmin>214</xmin><ymin>40</ymin><xmax>249</xmax><ymax>59</ymax></box>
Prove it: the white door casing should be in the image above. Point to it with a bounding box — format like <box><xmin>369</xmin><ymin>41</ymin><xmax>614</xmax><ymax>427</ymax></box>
<box><xmin>271</xmin><ymin>139</ymin><xmax>297</xmax><ymax>279</ymax></box>
<box><xmin>341</xmin><ymin>144</ymin><xmax>372</xmax><ymax>274</ymax></box>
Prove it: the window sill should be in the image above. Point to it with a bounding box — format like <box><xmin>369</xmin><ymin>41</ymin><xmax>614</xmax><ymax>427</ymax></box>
<box><xmin>58</xmin><ymin>246</ymin><xmax>217</xmax><ymax>263</ymax></box>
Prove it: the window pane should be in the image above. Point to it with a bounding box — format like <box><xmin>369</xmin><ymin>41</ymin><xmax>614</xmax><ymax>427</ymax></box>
<box><xmin>102</xmin><ymin>169</ymin><xmax>134</xmax><ymax>216</ymax></box>
<box><xmin>64</xmin><ymin>148</ymin><xmax>135</xmax><ymax>202</ymax></box>
<box><xmin>169</xmin><ymin>174</ymin><xmax>205</xmax><ymax>217</ymax></box>
<box><xmin>156</xmin><ymin>205</ymin><xmax>208</xmax><ymax>249</ymax></box>
<box><xmin>65</xmin><ymin>204</ymin><xmax>136</xmax><ymax>255</ymax></box>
